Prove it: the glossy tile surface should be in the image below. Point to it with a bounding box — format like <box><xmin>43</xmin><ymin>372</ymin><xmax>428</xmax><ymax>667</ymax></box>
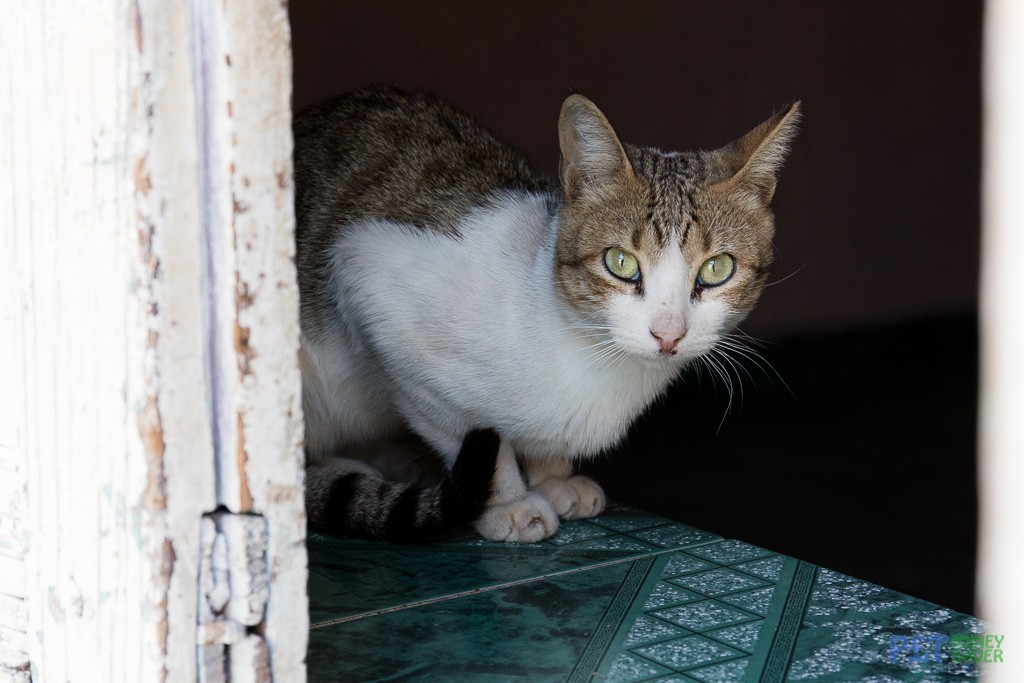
<box><xmin>308</xmin><ymin>506</ymin><xmax>983</xmax><ymax>682</ymax></box>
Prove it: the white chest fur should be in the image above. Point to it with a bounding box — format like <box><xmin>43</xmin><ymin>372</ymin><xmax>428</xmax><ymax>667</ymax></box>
<box><xmin>315</xmin><ymin>193</ymin><xmax>681</xmax><ymax>461</ymax></box>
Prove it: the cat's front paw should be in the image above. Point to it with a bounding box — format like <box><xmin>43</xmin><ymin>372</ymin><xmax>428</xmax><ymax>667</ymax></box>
<box><xmin>474</xmin><ymin>492</ymin><xmax>559</xmax><ymax>542</ymax></box>
<box><xmin>534</xmin><ymin>474</ymin><xmax>607</xmax><ymax>519</ymax></box>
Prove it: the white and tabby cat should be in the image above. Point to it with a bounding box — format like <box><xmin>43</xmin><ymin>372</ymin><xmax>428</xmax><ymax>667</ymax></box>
<box><xmin>294</xmin><ymin>87</ymin><xmax>799</xmax><ymax>542</ymax></box>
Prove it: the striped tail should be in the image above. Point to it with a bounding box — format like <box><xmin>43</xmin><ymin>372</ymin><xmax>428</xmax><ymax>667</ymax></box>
<box><xmin>307</xmin><ymin>429</ymin><xmax>500</xmax><ymax>541</ymax></box>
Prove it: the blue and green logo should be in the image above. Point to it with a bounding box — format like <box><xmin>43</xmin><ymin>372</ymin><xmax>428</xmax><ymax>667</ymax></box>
<box><xmin>887</xmin><ymin>633</ymin><xmax>1004</xmax><ymax>664</ymax></box>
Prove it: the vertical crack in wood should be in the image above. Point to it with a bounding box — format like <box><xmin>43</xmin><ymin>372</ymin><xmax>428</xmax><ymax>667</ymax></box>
<box><xmin>235</xmin><ymin>412</ymin><xmax>253</xmax><ymax>511</ymax></box>
<box><xmin>191</xmin><ymin>0</ymin><xmax>229</xmax><ymax>506</ymax></box>
<box><xmin>234</xmin><ymin>275</ymin><xmax>255</xmax><ymax>512</ymax></box>
<box><xmin>192</xmin><ymin>0</ymin><xmax>257</xmax><ymax>515</ymax></box>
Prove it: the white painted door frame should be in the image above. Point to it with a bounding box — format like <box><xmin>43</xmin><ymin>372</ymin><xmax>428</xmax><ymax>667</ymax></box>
<box><xmin>1</xmin><ymin>2</ymin><xmax>307</xmax><ymax>681</ymax></box>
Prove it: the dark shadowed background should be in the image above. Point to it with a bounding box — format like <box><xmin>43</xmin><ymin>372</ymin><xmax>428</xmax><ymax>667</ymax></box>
<box><xmin>289</xmin><ymin>1</ymin><xmax>981</xmax><ymax>613</ymax></box>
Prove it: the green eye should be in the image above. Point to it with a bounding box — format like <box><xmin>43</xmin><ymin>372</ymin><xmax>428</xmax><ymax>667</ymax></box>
<box><xmin>603</xmin><ymin>248</ymin><xmax>641</xmax><ymax>282</ymax></box>
<box><xmin>697</xmin><ymin>254</ymin><xmax>735</xmax><ymax>287</ymax></box>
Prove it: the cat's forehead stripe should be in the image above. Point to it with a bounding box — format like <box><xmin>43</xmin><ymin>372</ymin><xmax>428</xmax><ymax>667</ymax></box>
<box><xmin>645</xmin><ymin>187</ymin><xmax>668</xmax><ymax>247</ymax></box>
<box><xmin>630</xmin><ymin>147</ymin><xmax>702</xmax><ymax>251</ymax></box>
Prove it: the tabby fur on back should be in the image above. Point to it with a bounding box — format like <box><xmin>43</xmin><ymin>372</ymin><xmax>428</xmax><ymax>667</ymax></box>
<box><xmin>294</xmin><ymin>87</ymin><xmax>799</xmax><ymax>541</ymax></box>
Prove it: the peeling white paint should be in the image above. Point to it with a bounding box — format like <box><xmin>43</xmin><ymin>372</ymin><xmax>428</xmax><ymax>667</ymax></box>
<box><xmin>1</xmin><ymin>2</ymin><xmax>306</xmax><ymax>681</ymax></box>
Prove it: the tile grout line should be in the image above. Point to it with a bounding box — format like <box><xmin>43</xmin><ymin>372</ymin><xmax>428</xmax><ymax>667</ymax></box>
<box><xmin>308</xmin><ymin>546</ymin><xmax>697</xmax><ymax>630</ymax></box>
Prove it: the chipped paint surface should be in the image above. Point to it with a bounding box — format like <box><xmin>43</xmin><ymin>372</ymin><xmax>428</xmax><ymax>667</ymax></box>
<box><xmin>197</xmin><ymin>0</ymin><xmax>308</xmax><ymax>677</ymax></box>
<box><xmin>236</xmin><ymin>413</ymin><xmax>254</xmax><ymax>511</ymax></box>
<box><xmin>2</xmin><ymin>0</ymin><xmax>305</xmax><ymax>680</ymax></box>
<box><xmin>129</xmin><ymin>3</ymin><xmax>217</xmax><ymax>680</ymax></box>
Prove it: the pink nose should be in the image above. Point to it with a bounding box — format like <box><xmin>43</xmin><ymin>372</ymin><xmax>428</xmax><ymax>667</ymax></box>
<box><xmin>650</xmin><ymin>328</ymin><xmax>685</xmax><ymax>355</ymax></box>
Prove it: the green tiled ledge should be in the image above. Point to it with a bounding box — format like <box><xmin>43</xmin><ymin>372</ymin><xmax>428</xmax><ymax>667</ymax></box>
<box><xmin>307</xmin><ymin>505</ymin><xmax>982</xmax><ymax>682</ymax></box>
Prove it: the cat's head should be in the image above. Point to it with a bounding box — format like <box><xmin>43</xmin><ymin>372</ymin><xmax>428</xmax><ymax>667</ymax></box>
<box><xmin>554</xmin><ymin>94</ymin><xmax>800</xmax><ymax>365</ymax></box>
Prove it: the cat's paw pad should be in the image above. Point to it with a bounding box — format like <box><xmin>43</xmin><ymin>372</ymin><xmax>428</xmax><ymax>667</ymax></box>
<box><xmin>474</xmin><ymin>492</ymin><xmax>559</xmax><ymax>543</ymax></box>
<box><xmin>535</xmin><ymin>475</ymin><xmax>607</xmax><ymax>519</ymax></box>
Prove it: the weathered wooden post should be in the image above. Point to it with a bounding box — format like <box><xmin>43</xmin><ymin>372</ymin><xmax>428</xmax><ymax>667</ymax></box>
<box><xmin>0</xmin><ymin>2</ymin><xmax>307</xmax><ymax>681</ymax></box>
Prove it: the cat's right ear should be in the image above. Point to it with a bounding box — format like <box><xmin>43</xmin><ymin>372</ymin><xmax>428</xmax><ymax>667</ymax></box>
<box><xmin>558</xmin><ymin>95</ymin><xmax>635</xmax><ymax>198</ymax></box>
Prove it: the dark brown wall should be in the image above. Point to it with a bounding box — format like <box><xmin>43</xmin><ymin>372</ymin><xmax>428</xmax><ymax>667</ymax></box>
<box><xmin>290</xmin><ymin>0</ymin><xmax>981</xmax><ymax>339</ymax></box>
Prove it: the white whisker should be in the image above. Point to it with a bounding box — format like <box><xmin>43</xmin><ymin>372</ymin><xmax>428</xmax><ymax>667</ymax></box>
<box><xmin>699</xmin><ymin>352</ymin><xmax>734</xmax><ymax>433</ymax></box>
<box><xmin>718</xmin><ymin>335</ymin><xmax>794</xmax><ymax>398</ymax></box>
<box><xmin>760</xmin><ymin>266</ymin><xmax>804</xmax><ymax>289</ymax></box>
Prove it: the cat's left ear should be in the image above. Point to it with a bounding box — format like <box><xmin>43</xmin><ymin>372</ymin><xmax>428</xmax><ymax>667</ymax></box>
<box><xmin>713</xmin><ymin>101</ymin><xmax>801</xmax><ymax>203</ymax></box>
